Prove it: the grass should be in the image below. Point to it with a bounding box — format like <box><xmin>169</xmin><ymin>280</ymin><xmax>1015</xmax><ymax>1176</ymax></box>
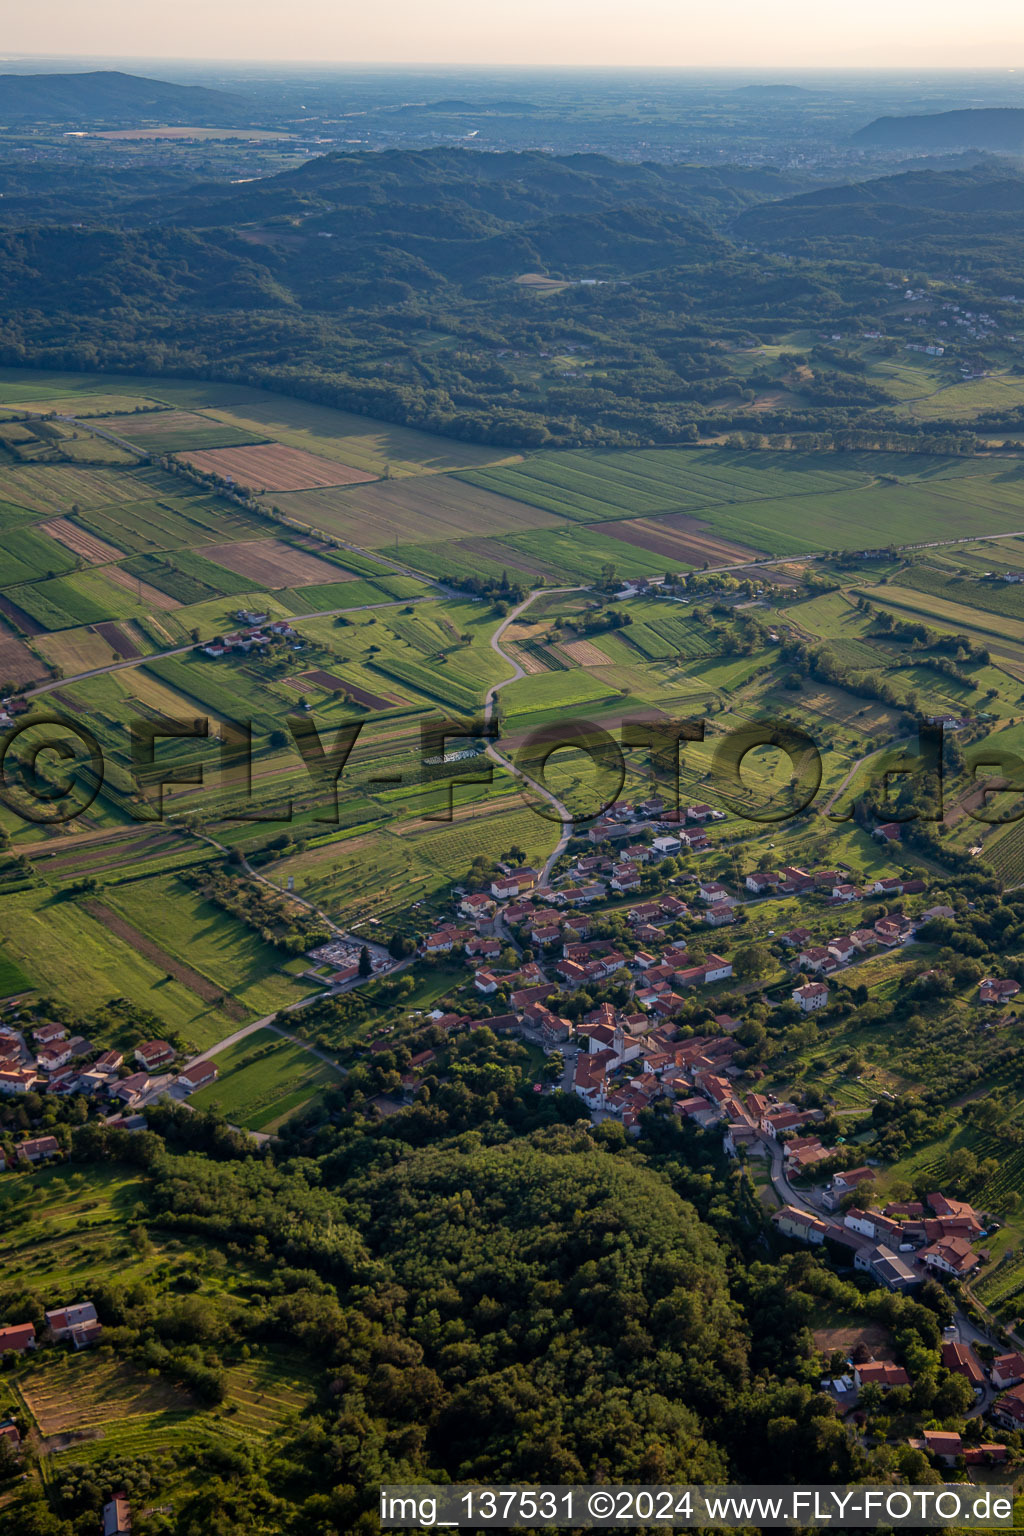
<box><xmin>102</xmin><ymin>873</ymin><xmax>309</xmax><ymax>1022</ymax></box>
<box><xmin>190</xmin><ymin>1028</ymin><xmax>337</xmax><ymax>1129</ymax></box>
<box><xmin>0</xmin><ymin>887</ymin><xmax>276</xmax><ymax>1049</ymax></box>
<box><xmin>0</xmin><ymin>946</ymin><xmax>32</xmax><ymax>996</ymax></box>
<box><xmin>198</xmin><ymin>392</ymin><xmax>516</xmax><ymax>477</ymax></box>
<box><xmin>458</xmin><ymin>447</ymin><xmax>873</xmax><ymax>525</ymax></box>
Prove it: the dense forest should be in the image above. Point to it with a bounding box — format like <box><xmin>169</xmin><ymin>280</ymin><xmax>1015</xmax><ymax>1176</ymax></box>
<box><xmin>2</xmin><ymin>148</ymin><xmax>1023</xmax><ymax>449</ymax></box>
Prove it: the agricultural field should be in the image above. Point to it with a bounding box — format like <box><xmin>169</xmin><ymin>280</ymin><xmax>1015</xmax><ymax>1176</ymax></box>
<box><xmin>40</xmin><ymin>516</ymin><xmax>123</xmax><ymax>564</ymax></box>
<box><xmin>894</xmin><ymin>562</ymin><xmax>1024</xmax><ymax>623</ymax></box>
<box><xmin>74</xmin><ymin>489</ymin><xmax>272</xmax><ymax>555</ymax></box>
<box><xmin>898</xmin><ymin>372</ymin><xmax>1024</xmax><ymax>421</ymax></box>
<box><xmin>458</xmin><ymin>447</ymin><xmax>872</xmax><ymax>525</ymax></box>
<box><xmin>0</xmin><ymin>463</ymin><xmax>160</xmax><ymax>516</ymax></box>
<box><xmin>100</xmin><ymin>873</ymin><xmax>309</xmax><ymax>1025</ymax></box>
<box><xmin>196</xmin><ymin>390</ymin><xmax>516</xmax><ymax>476</ymax></box>
<box><xmin>178</xmin><ymin>442</ymin><xmax>374</xmax><ymax>491</ymax></box>
<box><xmin>0</xmin><ymin>615</ymin><xmax>49</xmax><ymax>684</ymax></box>
<box><xmin>593</xmin><ymin>513</ymin><xmax>760</xmax><ymax>566</ymax></box>
<box><xmin>190</xmin><ymin>1028</ymin><xmax>339</xmax><ymax>1130</ymax></box>
<box><xmin>99</xmin><ymin>408</ymin><xmax>265</xmax><ymax>452</ymax></box>
<box><xmin>265</xmin><ymin>473</ymin><xmax>564</xmax><ymax>546</ymax></box>
<box><xmin>0</xmin><ymin>887</ymin><xmax>281</xmax><ymax>1049</ymax></box>
<box><xmin>203</xmin><ymin>538</ymin><xmax>353</xmax><ymax>588</ymax></box>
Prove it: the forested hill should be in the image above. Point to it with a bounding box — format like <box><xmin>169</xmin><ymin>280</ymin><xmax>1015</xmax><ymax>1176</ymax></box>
<box><xmin>734</xmin><ymin>166</ymin><xmax>1024</xmax><ymax>270</ymax></box>
<box><xmin>852</xmin><ymin>106</ymin><xmax>1024</xmax><ymax>153</ymax></box>
<box><xmin>126</xmin><ymin>146</ymin><xmax>804</xmax><ymax>230</ymax></box>
<box><xmin>0</xmin><ymin>69</ymin><xmax>252</xmax><ymax>126</ymax></box>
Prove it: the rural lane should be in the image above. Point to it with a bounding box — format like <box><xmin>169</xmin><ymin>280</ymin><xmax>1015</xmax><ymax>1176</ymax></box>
<box><xmin>483</xmin><ymin>586</ymin><xmax>585</xmax><ymax>885</ymax></box>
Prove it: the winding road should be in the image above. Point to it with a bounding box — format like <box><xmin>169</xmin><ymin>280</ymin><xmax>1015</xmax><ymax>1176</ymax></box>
<box><xmin>483</xmin><ymin>587</ymin><xmax>585</xmax><ymax>885</ymax></box>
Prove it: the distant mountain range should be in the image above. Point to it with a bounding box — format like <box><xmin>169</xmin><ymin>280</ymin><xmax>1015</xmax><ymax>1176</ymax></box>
<box><xmin>0</xmin><ymin>69</ymin><xmax>252</xmax><ymax>126</ymax></box>
<box><xmin>853</xmin><ymin>107</ymin><xmax>1024</xmax><ymax>153</ymax></box>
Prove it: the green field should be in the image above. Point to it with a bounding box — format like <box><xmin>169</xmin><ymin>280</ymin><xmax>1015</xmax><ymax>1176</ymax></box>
<box><xmin>190</xmin><ymin>1028</ymin><xmax>338</xmax><ymax>1130</ymax></box>
<box><xmin>458</xmin><ymin>447</ymin><xmax>872</xmax><ymax>524</ymax></box>
<box><xmin>198</xmin><ymin>391</ymin><xmax>516</xmax><ymax>476</ymax></box>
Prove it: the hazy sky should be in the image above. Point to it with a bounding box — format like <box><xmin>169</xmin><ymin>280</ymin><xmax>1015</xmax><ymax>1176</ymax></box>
<box><xmin>3</xmin><ymin>0</ymin><xmax>1024</xmax><ymax>69</ymax></box>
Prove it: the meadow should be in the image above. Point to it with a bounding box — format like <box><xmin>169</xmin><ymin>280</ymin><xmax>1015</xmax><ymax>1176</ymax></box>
<box><xmin>190</xmin><ymin>1028</ymin><xmax>338</xmax><ymax>1130</ymax></box>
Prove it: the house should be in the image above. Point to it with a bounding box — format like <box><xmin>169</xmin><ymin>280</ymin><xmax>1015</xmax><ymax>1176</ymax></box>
<box><xmin>745</xmin><ymin>871</ymin><xmax>779</xmax><ymax>895</ymax></box>
<box><xmin>110</xmin><ymin>1071</ymin><xmax>151</xmax><ymax>1106</ymax></box>
<box><xmin>0</xmin><ymin>1322</ymin><xmax>36</xmax><ymax>1353</ymax></box>
<box><xmin>490</xmin><ymin>869</ymin><xmax>537</xmax><ymax>900</ymax></box>
<box><xmin>793</xmin><ymin>981</ymin><xmax>829</xmax><ymax>1013</ymax></box>
<box><xmin>991</xmin><ymin>1383</ymin><xmax>1024</xmax><ymax>1429</ymax></box>
<box><xmin>46</xmin><ymin>1301</ymin><xmax>101</xmax><ymax>1348</ymax></box>
<box><xmin>784</xmin><ymin>1136</ymin><xmax>832</xmax><ymax>1171</ymax></box>
<box><xmin>474</xmin><ymin>970</ymin><xmax>499</xmax><ymax>995</ymax></box>
<box><xmin>798</xmin><ymin>945</ymin><xmax>834</xmax><ymax>974</ymax></box>
<box><xmin>723</xmin><ymin>1122</ymin><xmax>767</xmax><ymax>1157</ymax></box>
<box><xmin>979</xmin><ymin>977</ymin><xmax>1021</xmax><ymax>1005</ymax></box>
<box><xmin>93</xmin><ymin>1049</ymin><xmax>124</xmax><ymax>1074</ymax></box>
<box><xmin>827</xmin><ymin>937</ymin><xmax>856</xmax><ymax>965</ymax></box>
<box><xmin>781</xmin><ymin>927</ymin><xmax>812</xmax><ymax>949</ymax></box>
<box><xmin>919</xmin><ymin>1430</ymin><xmax>963</xmax><ymax>1467</ymax></box>
<box><xmin>873</xmin><ymin>822</ymin><xmax>902</xmax><ymax>843</ymax></box>
<box><xmin>849</xmin><ymin>928</ymin><xmax>878</xmax><ymax>954</ymax></box>
<box><xmin>33</xmin><ymin>1022</ymin><xmax>67</xmax><ymax>1045</ymax></box>
<box><xmin>459</xmin><ymin>892</ymin><xmax>495</xmax><ymax>920</ymax></box>
<box><xmin>853</xmin><ymin>1360</ymin><xmax>909</xmax><ymax>1389</ymax></box>
<box><xmin>0</xmin><ymin>1421</ymin><xmax>19</xmax><ymax>1447</ymax></box>
<box><xmin>687</xmin><ymin>803</ymin><xmax>724</xmax><ymax>822</ymax></box>
<box><xmin>697</xmin><ymin>880</ymin><xmax>731</xmax><ymax>905</ymax></box>
<box><xmin>920</xmin><ymin>1234</ymin><xmax>980</xmax><ymax>1278</ymax></box>
<box><xmin>466</xmin><ymin>936</ymin><xmax>503</xmax><ymax>960</ymax></box>
<box><xmin>103</xmin><ymin>1496</ymin><xmax>132</xmax><ymax>1536</ymax></box>
<box><xmin>941</xmin><ymin>1340</ymin><xmax>985</xmax><ymax>1394</ymax></box>
<box><xmin>772</xmin><ymin>1205</ymin><xmax>828</xmax><ymax>1245</ymax></box>
<box><xmin>674</xmin><ymin>1096</ymin><xmax>719</xmax><ymax>1128</ymax></box>
<box><xmin>177</xmin><ymin>1060</ymin><xmax>218</xmax><ymax>1093</ymax></box>
<box><xmin>652</xmin><ymin>835</ymin><xmax>681</xmax><ymax>857</ymax></box>
<box><xmin>0</xmin><ymin>1068</ymin><xmax>37</xmax><ymax>1095</ymax></box>
<box><xmin>134</xmin><ymin>1041</ymin><xmax>175</xmax><ymax>1071</ymax></box>
<box><xmin>704</xmin><ymin>902</ymin><xmax>735</xmax><ymax>927</ymax></box>
<box><xmin>610</xmin><ymin>864</ymin><xmax>641</xmax><ymax>892</ymax></box>
<box><xmin>991</xmin><ymin>1352</ymin><xmax>1024</xmax><ymax>1389</ymax></box>
<box><xmin>823</xmin><ymin>1167</ymin><xmax>875</xmax><ymax>1209</ymax></box>
<box><xmin>16</xmin><ymin>1135</ymin><xmax>59</xmax><ymax>1163</ymax></box>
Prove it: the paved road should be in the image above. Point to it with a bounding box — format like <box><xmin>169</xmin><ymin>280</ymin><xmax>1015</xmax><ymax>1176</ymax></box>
<box><xmin>483</xmin><ymin>587</ymin><xmax>585</xmax><ymax>885</ymax></box>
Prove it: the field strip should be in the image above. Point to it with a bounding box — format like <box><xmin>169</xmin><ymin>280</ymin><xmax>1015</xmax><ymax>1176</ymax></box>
<box><xmin>81</xmin><ymin>898</ymin><xmax>246</xmax><ymax>1019</ymax></box>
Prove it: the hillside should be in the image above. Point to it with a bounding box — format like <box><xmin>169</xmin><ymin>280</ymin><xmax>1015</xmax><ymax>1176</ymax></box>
<box><xmin>853</xmin><ymin>107</ymin><xmax>1024</xmax><ymax>153</ymax></box>
<box><xmin>0</xmin><ymin>69</ymin><xmax>252</xmax><ymax>126</ymax></box>
<box><xmin>734</xmin><ymin>166</ymin><xmax>1024</xmax><ymax>272</ymax></box>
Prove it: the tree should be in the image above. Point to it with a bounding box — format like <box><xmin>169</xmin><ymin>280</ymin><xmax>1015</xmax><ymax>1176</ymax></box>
<box><xmin>734</xmin><ymin>944</ymin><xmax>771</xmax><ymax>982</ymax></box>
<box><xmin>358</xmin><ymin>946</ymin><xmax>373</xmax><ymax>979</ymax></box>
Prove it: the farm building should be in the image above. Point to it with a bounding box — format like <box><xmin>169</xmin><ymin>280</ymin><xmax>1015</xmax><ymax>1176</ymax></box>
<box><xmin>16</xmin><ymin>1134</ymin><xmax>59</xmax><ymax>1162</ymax></box>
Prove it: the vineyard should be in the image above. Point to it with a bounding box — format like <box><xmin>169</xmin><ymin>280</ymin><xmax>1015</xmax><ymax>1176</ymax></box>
<box><xmin>983</xmin><ymin>820</ymin><xmax>1024</xmax><ymax>885</ymax></box>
